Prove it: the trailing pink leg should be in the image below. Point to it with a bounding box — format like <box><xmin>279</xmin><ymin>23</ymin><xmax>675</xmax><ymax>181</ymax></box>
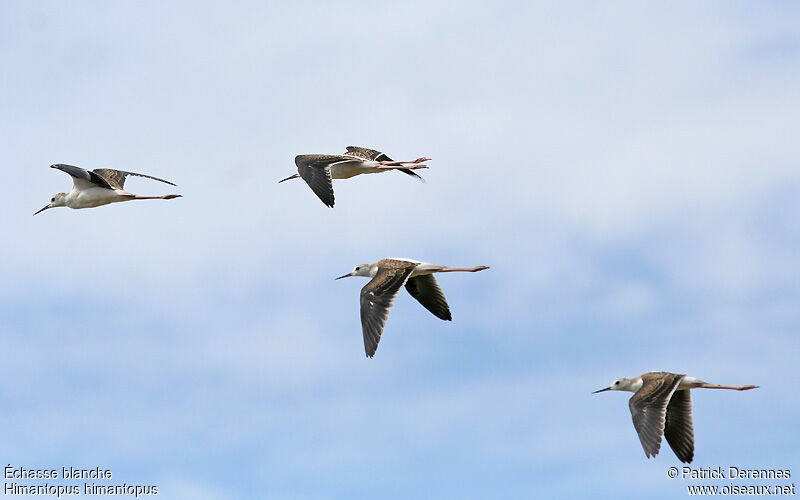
<box><xmin>377</xmin><ymin>164</ymin><xmax>428</xmax><ymax>171</ymax></box>
<box><xmin>699</xmin><ymin>383</ymin><xmax>759</xmax><ymax>391</ymax></box>
<box><xmin>133</xmin><ymin>194</ymin><xmax>182</xmax><ymax>200</ymax></box>
<box><xmin>438</xmin><ymin>266</ymin><xmax>490</xmax><ymax>273</ymax></box>
<box><xmin>378</xmin><ymin>157</ymin><xmax>432</xmax><ymax>166</ymax></box>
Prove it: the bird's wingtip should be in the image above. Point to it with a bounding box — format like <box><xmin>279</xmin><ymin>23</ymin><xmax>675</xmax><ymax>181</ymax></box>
<box><xmin>278</xmin><ymin>173</ymin><xmax>300</xmax><ymax>183</ymax></box>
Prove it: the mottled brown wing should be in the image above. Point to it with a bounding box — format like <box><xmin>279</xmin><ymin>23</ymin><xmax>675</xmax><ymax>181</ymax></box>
<box><xmin>345</xmin><ymin>146</ymin><xmax>391</xmax><ymax>161</ymax></box>
<box><xmin>664</xmin><ymin>389</ymin><xmax>695</xmax><ymax>463</ymax></box>
<box><xmin>345</xmin><ymin>146</ymin><xmax>424</xmax><ymax>182</ymax></box>
<box><xmin>359</xmin><ymin>263</ymin><xmax>416</xmax><ymax>357</ymax></box>
<box><xmin>628</xmin><ymin>373</ymin><xmax>684</xmax><ymax>459</ymax></box>
<box><xmin>405</xmin><ymin>274</ymin><xmax>451</xmax><ymax>321</ymax></box>
<box><xmin>92</xmin><ymin>168</ymin><xmax>176</xmax><ymax>190</ymax></box>
<box><xmin>295</xmin><ymin>155</ymin><xmax>354</xmax><ymax>207</ymax></box>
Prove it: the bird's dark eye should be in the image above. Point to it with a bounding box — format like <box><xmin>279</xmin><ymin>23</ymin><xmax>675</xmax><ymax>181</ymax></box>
<box><xmin>50</xmin><ymin>197</ymin><xmax>55</xmax><ymax>202</ymax></box>
<box><xmin>614</xmin><ymin>381</ymin><xmax>619</xmax><ymax>385</ymax></box>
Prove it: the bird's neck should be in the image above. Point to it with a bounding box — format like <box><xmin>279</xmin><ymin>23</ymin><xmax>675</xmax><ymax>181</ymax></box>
<box><xmin>63</xmin><ymin>191</ymin><xmax>81</xmax><ymax>208</ymax></box>
<box><xmin>627</xmin><ymin>378</ymin><xmax>644</xmax><ymax>393</ymax></box>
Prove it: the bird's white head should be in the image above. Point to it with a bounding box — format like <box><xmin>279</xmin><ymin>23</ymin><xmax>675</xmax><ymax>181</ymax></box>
<box><xmin>34</xmin><ymin>193</ymin><xmax>67</xmax><ymax>215</ymax></box>
<box><xmin>335</xmin><ymin>264</ymin><xmax>375</xmax><ymax>280</ymax></box>
<box><xmin>593</xmin><ymin>377</ymin><xmax>638</xmax><ymax>393</ymax></box>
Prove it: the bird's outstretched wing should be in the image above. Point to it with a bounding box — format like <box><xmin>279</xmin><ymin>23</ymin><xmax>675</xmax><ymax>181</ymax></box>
<box><xmin>345</xmin><ymin>146</ymin><xmax>391</xmax><ymax>161</ymax></box>
<box><xmin>405</xmin><ymin>274</ymin><xmax>452</xmax><ymax>321</ymax></box>
<box><xmin>628</xmin><ymin>372</ymin><xmax>685</xmax><ymax>459</ymax></box>
<box><xmin>664</xmin><ymin>388</ymin><xmax>695</xmax><ymax>463</ymax></box>
<box><xmin>92</xmin><ymin>168</ymin><xmax>177</xmax><ymax>190</ymax></box>
<box><xmin>294</xmin><ymin>154</ymin><xmax>358</xmax><ymax>207</ymax></box>
<box><xmin>52</xmin><ymin>164</ymin><xmax>113</xmax><ymax>190</ymax></box>
<box><xmin>345</xmin><ymin>146</ymin><xmax>424</xmax><ymax>182</ymax></box>
<box><xmin>359</xmin><ymin>260</ymin><xmax>417</xmax><ymax>357</ymax></box>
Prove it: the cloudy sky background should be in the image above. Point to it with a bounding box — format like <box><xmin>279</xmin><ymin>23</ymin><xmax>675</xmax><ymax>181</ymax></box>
<box><xmin>1</xmin><ymin>1</ymin><xmax>798</xmax><ymax>498</ymax></box>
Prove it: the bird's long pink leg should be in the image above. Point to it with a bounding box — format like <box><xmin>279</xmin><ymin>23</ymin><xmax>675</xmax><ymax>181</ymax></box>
<box><xmin>378</xmin><ymin>157</ymin><xmax>432</xmax><ymax>166</ymax></box>
<box><xmin>133</xmin><ymin>194</ymin><xmax>182</xmax><ymax>200</ymax></box>
<box><xmin>438</xmin><ymin>266</ymin><xmax>490</xmax><ymax>273</ymax></box>
<box><xmin>377</xmin><ymin>165</ymin><xmax>429</xmax><ymax>171</ymax></box>
<box><xmin>699</xmin><ymin>383</ymin><xmax>759</xmax><ymax>391</ymax></box>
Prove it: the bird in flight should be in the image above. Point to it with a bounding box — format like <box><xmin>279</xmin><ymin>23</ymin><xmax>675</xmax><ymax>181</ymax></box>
<box><xmin>35</xmin><ymin>164</ymin><xmax>181</xmax><ymax>215</ymax></box>
<box><xmin>279</xmin><ymin>146</ymin><xmax>430</xmax><ymax>207</ymax></box>
<box><xmin>336</xmin><ymin>258</ymin><xmax>489</xmax><ymax>357</ymax></box>
<box><xmin>594</xmin><ymin>371</ymin><xmax>758</xmax><ymax>462</ymax></box>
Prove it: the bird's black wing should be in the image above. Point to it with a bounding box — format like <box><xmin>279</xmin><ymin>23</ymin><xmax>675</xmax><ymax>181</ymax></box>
<box><xmin>628</xmin><ymin>373</ymin><xmax>684</xmax><ymax>459</ymax></box>
<box><xmin>359</xmin><ymin>262</ymin><xmax>416</xmax><ymax>357</ymax></box>
<box><xmin>405</xmin><ymin>274</ymin><xmax>451</xmax><ymax>320</ymax></box>
<box><xmin>664</xmin><ymin>388</ymin><xmax>695</xmax><ymax>463</ymax></box>
<box><xmin>395</xmin><ymin>167</ymin><xmax>424</xmax><ymax>182</ymax></box>
<box><xmin>52</xmin><ymin>164</ymin><xmax>113</xmax><ymax>190</ymax></box>
<box><xmin>295</xmin><ymin>154</ymin><xmax>355</xmax><ymax>207</ymax></box>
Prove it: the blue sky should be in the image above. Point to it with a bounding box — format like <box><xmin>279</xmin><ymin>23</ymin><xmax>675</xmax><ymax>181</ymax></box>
<box><xmin>1</xmin><ymin>1</ymin><xmax>798</xmax><ymax>499</ymax></box>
